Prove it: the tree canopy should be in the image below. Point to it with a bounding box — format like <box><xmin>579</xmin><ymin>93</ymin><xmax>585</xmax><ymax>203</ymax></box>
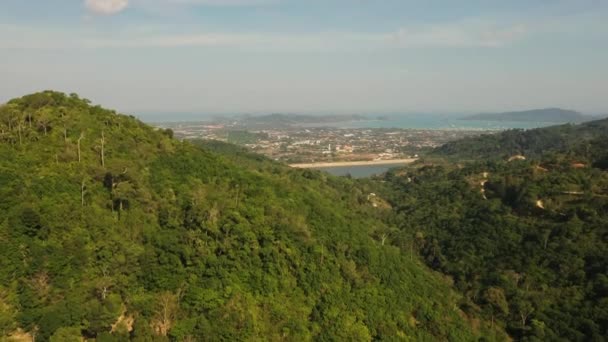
<box><xmin>0</xmin><ymin>91</ymin><xmax>498</xmax><ymax>341</ymax></box>
<box><xmin>375</xmin><ymin>123</ymin><xmax>608</xmax><ymax>341</ymax></box>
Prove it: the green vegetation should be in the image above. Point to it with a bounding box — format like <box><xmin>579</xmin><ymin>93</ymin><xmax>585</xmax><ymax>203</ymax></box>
<box><xmin>376</xmin><ymin>123</ymin><xmax>608</xmax><ymax>341</ymax></box>
<box><xmin>435</xmin><ymin>118</ymin><xmax>608</xmax><ymax>163</ymax></box>
<box><xmin>225</xmin><ymin>130</ymin><xmax>266</xmax><ymax>145</ymax></box>
<box><xmin>0</xmin><ymin>91</ymin><xmax>497</xmax><ymax>341</ymax></box>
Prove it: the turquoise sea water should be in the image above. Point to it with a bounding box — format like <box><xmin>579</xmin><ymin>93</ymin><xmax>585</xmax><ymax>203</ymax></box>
<box><xmin>322</xmin><ymin>115</ymin><xmax>560</xmax><ymax>130</ymax></box>
<box><xmin>143</xmin><ymin>113</ymin><xmax>562</xmax><ymax>130</ymax></box>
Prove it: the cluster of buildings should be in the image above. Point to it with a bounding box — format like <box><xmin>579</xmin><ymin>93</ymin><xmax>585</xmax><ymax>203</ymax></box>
<box><xmin>245</xmin><ymin>128</ymin><xmax>465</xmax><ymax>163</ymax></box>
<box><xmin>156</xmin><ymin>122</ymin><xmax>487</xmax><ymax>164</ymax></box>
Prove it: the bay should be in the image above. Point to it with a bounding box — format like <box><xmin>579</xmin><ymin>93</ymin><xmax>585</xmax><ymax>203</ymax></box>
<box><xmin>314</xmin><ymin>165</ymin><xmax>398</xmax><ymax>178</ymax></box>
<box><xmin>323</xmin><ymin>115</ymin><xmax>562</xmax><ymax>130</ymax></box>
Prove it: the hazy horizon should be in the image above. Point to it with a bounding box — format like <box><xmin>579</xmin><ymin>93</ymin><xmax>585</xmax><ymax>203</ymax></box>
<box><xmin>1</xmin><ymin>0</ymin><xmax>607</xmax><ymax>114</ymax></box>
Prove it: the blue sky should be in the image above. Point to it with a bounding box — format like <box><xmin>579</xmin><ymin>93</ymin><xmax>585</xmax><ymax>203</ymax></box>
<box><xmin>1</xmin><ymin>0</ymin><xmax>607</xmax><ymax>115</ymax></box>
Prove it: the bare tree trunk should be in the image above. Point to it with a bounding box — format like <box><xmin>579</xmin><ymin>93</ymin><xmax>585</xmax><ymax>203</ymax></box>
<box><xmin>100</xmin><ymin>267</ymin><xmax>110</xmax><ymax>300</ymax></box>
<box><xmin>118</xmin><ymin>200</ymin><xmax>123</xmax><ymax>221</ymax></box>
<box><xmin>63</xmin><ymin>127</ymin><xmax>67</xmax><ymax>142</ymax></box>
<box><xmin>153</xmin><ymin>292</ymin><xmax>178</xmax><ymax>336</ymax></box>
<box><xmin>77</xmin><ymin>133</ymin><xmax>83</xmax><ymax>163</ymax></box>
<box><xmin>101</xmin><ymin>131</ymin><xmax>106</xmax><ymax>167</ymax></box>
<box><xmin>17</xmin><ymin>123</ymin><xmax>22</xmax><ymax>146</ymax></box>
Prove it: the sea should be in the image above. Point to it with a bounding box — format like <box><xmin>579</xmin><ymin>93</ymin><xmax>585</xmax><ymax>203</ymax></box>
<box><xmin>315</xmin><ymin>115</ymin><xmax>559</xmax><ymax>131</ymax></box>
<box><xmin>315</xmin><ymin>165</ymin><xmax>402</xmax><ymax>178</ymax></box>
<box><xmin>141</xmin><ymin>113</ymin><xmax>560</xmax><ymax>131</ymax></box>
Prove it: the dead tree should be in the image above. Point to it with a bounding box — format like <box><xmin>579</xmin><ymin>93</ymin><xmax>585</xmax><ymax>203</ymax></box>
<box><xmin>152</xmin><ymin>292</ymin><xmax>179</xmax><ymax>336</ymax></box>
<box><xmin>17</xmin><ymin>121</ymin><xmax>22</xmax><ymax>146</ymax></box>
<box><xmin>97</xmin><ymin>266</ymin><xmax>112</xmax><ymax>300</ymax></box>
<box><xmin>77</xmin><ymin>132</ymin><xmax>84</xmax><ymax>163</ymax></box>
<box><xmin>81</xmin><ymin>179</ymin><xmax>86</xmax><ymax>207</ymax></box>
<box><xmin>100</xmin><ymin>131</ymin><xmax>106</xmax><ymax>167</ymax></box>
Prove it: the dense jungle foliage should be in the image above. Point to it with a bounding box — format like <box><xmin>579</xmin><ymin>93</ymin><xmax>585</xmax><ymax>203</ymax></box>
<box><xmin>377</xmin><ymin>124</ymin><xmax>608</xmax><ymax>341</ymax></box>
<box><xmin>0</xmin><ymin>91</ymin><xmax>500</xmax><ymax>341</ymax></box>
<box><xmin>435</xmin><ymin>118</ymin><xmax>608</xmax><ymax>164</ymax></box>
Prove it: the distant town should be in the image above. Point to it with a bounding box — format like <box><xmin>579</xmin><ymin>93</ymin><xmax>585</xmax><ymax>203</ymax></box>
<box><xmin>153</xmin><ymin>114</ymin><xmax>497</xmax><ymax>164</ymax></box>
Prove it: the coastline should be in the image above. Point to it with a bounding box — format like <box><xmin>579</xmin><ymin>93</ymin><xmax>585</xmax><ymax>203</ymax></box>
<box><xmin>289</xmin><ymin>158</ymin><xmax>418</xmax><ymax>169</ymax></box>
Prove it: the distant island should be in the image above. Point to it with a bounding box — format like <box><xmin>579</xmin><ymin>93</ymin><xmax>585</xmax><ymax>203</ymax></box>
<box><xmin>245</xmin><ymin>113</ymin><xmax>366</xmax><ymax>123</ymax></box>
<box><xmin>462</xmin><ymin>108</ymin><xmax>590</xmax><ymax>123</ymax></box>
<box><xmin>239</xmin><ymin>113</ymin><xmax>367</xmax><ymax>126</ymax></box>
<box><xmin>226</xmin><ymin>113</ymin><xmax>369</xmax><ymax>129</ymax></box>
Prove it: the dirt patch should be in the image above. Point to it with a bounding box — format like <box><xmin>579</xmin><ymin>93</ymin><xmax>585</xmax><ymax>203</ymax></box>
<box><xmin>6</xmin><ymin>329</ymin><xmax>33</xmax><ymax>342</ymax></box>
<box><xmin>111</xmin><ymin>312</ymin><xmax>135</xmax><ymax>333</ymax></box>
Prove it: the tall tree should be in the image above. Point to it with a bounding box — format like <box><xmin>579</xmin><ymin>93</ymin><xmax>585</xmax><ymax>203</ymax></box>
<box><xmin>100</xmin><ymin>131</ymin><xmax>106</xmax><ymax>167</ymax></box>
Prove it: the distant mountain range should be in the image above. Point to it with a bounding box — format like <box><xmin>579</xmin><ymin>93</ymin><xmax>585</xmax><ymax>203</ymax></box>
<box><xmin>229</xmin><ymin>113</ymin><xmax>368</xmax><ymax>129</ymax></box>
<box><xmin>462</xmin><ymin>108</ymin><xmax>591</xmax><ymax>123</ymax></box>
<box><xmin>242</xmin><ymin>113</ymin><xmax>367</xmax><ymax>124</ymax></box>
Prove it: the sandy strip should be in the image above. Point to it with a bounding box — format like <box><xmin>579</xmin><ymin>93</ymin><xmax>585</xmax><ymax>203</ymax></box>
<box><xmin>290</xmin><ymin>158</ymin><xmax>418</xmax><ymax>169</ymax></box>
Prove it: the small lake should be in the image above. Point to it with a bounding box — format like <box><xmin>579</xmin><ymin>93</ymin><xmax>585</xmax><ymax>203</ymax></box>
<box><xmin>314</xmin><ymin>164</ymin><xmax>399</xmax><ymax>178</ymax></box>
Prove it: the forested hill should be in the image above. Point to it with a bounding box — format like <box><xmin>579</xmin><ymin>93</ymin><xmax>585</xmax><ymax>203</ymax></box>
<box><xmin>0</xmin><ymin>91</ymin><xmax>501</xmax><ymax>341</ymax></box>
<box><xmin>434</xmin><ymin>118</ymin><xmax>608</xmax><ymax>164</ymax></box>
<box><xmin>374</xmin><ymin>116</ymin><xmax>608</xmax><ymax>340</ymax></box>
<box><xmin>462</xmin><ymin>108</ymin><xmax>589</xmax><ymax>123</ymax></box>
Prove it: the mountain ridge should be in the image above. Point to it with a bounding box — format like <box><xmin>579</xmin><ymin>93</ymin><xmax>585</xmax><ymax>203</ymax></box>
<box><xmin>0</xmin><ymin>91</ymin><xmax>500</xmax><ymax>341</ymax></box>
<box><xmin>374</xmin><ymin>115</ymin><xmax>608</xmax><ymax>340</ymax></box>
<box><xmin>435</xmin><ymin>117</ymin><xmax>608</xmax><ymax>162</ymax></box>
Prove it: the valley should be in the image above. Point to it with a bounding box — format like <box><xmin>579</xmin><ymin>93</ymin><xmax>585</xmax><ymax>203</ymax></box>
<box><xmin>154</xmin><ymin>120</ymin><xmax>494</xmax><ymax>164</ymax></box>
<box><xmin>3</xmin><ymin>1</ymin><xmax>607</xmax><ymax>341</ymax></box>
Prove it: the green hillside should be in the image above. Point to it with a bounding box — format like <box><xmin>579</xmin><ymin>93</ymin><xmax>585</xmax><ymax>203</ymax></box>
<box><xmin>434</xmin><ymin>118</ymin><xmax>608</xmax><ymax>164</ymax></box>
<box><xmin>0</xmin><ymin>91</ymin><xmax>499</xmax><ymax>341</ymax></box>
<box><xmin>375</xmin><ymin>123</ymin><xmax>608</xmax><ymax>340</ymax></box>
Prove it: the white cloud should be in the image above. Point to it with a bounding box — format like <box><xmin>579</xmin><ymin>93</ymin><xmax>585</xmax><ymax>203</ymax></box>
<box><xmin>166</xmin><ymin>0</ymin><xmax>279</xmax><ymax>5</ymax></box>
<box><xmin>124</xmin><ymin>0</ymin><xmax>279</xmax><ymax>12</ymax></box>
<box><xmin>86</xmin><ymin>0</ymin><xmax>129</xmax><ymax>15</ymax></box>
